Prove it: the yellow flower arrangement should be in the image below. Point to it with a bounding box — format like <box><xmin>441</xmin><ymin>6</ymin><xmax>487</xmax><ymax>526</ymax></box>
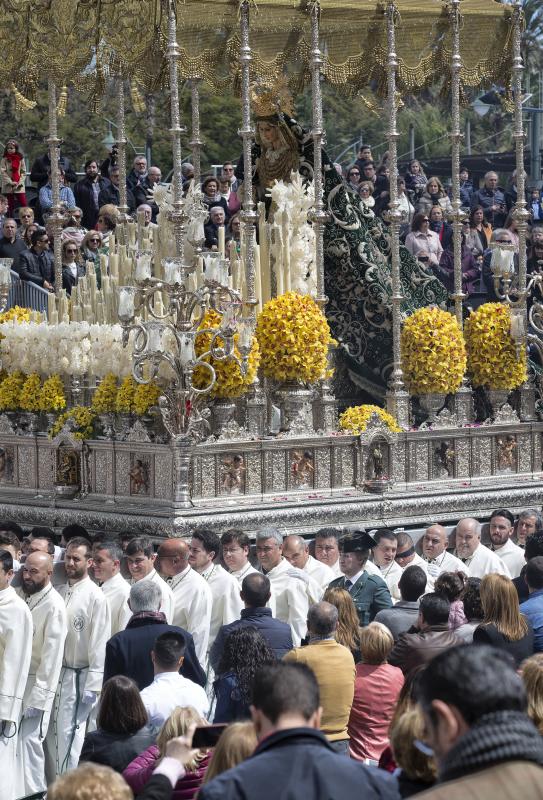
<box><xmin>339</xmin><ymin>404</ymin><xmax>402</xmax><ymax>434</ymax></box>
<box><xmin>464</xmin><ymin>302</ymin><xmax>527</xmax><ymax>390</ymax></box>
<box><xmin>0</xmin><ymin>371</ymin><xmax>25</xmax><ymax>411</ymax></box>
<box><xmin>256</xmin><ymin>292</ymin><xmax>332</xmax><ymax>384</ymax></box>
<box><xmin>0</xmin><ymin>306</ymin><xmax>31</xmax><ymax>329</ymax></box>
<box><xmin>116</xmin><ymin>375</ymin><xmax>137</xmax><ymax>413</ymax></box>
<box><xmin>19</xmin><ymin>373</ymin><xmax>43</xmax><ymax>412</ymax></box>
<box><xmin>193</xmin><ymin>309</ymin><xmax>260</xmax><ymax>399</ymax></box>
<box><xmin>133</xmin><ymin>382</ymin><xmax>161</xmax><ymax>415</ymax></box>
<box><xmin>91</xmin><ymin>373</ymin><xmax>118</xmax><ymax>413</ymax></box>
<box><xmin>39</xmin><ymin>374</ymin><xmax>66</xmax><ymax>412</ymax></box>
<box><xmin>49</xmin><ymin>406</ymin><xmax>95</xmax><ymax>440</ymax></box>
<box><xmin>400</xmin><ymin>307</ymin><xmax>466</xmax><ymax>395</ymax></box>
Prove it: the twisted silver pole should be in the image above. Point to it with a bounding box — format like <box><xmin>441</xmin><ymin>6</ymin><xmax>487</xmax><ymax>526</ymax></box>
<box><xmin>47</xmin><ymin>80</ymin><xmax>62</xmax><ymax>292</ymax></box>
<box><xmin>449</xmin><ymin>0</ymin><xmax>465</xmax><ymax>329</ymax></box>
<box><xmin>309</xmin><ymin>1</ymin><xmax>327</xmax><ymax>306</ymax></box>
<box><xmin>384</xmin><ymin>1</ymin><xmax>409</xmax><ymax>428</ymax></box>
<box><xmin>166</xmin><ymin>0</ymin><xmax>186</xmax><ymax>261</ymax></box>
<box><xmin>189</xmin><ymin>78</ymin><xmax>203</xmax><ymax>185</ymax></box>
<box><xmin>116</xmin><ymin>78</ymin><xmax>129</xmax><ymax>219</ymax></box>
<box><xmin>239</xmin><ymin>0</ymin><xmax>258</xmax><ymax>317</ymax></box>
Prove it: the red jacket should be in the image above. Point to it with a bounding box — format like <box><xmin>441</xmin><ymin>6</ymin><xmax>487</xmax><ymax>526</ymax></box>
<box><xmin>123</xmin><ymin>745</ymin><xmax>210</xmax><ymax>800</ymax></box>
<box><xmin>348</xmin><ymin>663</ymin><xmax>404</xmax><ymax>761</ymax></box>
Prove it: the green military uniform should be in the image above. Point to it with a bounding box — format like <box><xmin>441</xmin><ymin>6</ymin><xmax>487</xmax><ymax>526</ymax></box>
<box><xmin>328</xmin><ymin>571</ymin><xmax>392</xmax><ymax>627</ymax></box>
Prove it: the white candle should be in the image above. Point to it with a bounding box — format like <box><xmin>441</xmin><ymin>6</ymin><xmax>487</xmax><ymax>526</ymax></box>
<box><xmin>146</xmin><ymin>325</ymin><xmax>162</xmax><ymax>352</ymax></box>
<box><xmin>178</xmin><ymin>333</ymin><xmax>195</xmax><ymax>366</ymax></box>
<box><xmin>164</xmin><ymin>260</ymin><xmax>182</xmax><ymax>285</ymax></box>
<box><xmin>282</xmin><ymin>209</ymin><xmax>291</xmax><ymax>293</ymax></box>
<box><xmin>258</xmin><ymin>202</ymin><xmax>271</xmax><ymax>305</ymax></box>
<box><xmin>154</xmin><ymin>293</ymin><xmax>164</xmax><ymax>316</ymax></box>
<box><xmin>254</xmin><ymin>244</ymin><xmax>263</xmax><ymax>313</ymax></box>
<box><xmin>47</xmin><ymin>291</ymin><xmax>56</xmax><ymax>323</ymax></box>
<box><xmin>135</xmin><ymin>253</ymin><xmax>152</xmax><ymax>282</ymax></box>
<box><xmin>118</xmin><ymin>287</ymin><xmax>136</xmax><ymax>320</ymax></box>
<box><xmin>218</xmin><ymin>225</ymin><xmax>225</xmax><ymax>259</ymax></box>
<box><xmin>50</xmin><ymin>309</ymin><xmax>58</xmax><ymax>326</ymax></box>
<box><xmin>108</xmin><ymin>253</ymin><xmax>119</xmax><ymax>279</ymax></box>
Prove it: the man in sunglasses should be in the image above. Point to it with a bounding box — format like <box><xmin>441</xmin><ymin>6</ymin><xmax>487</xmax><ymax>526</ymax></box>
<box><xmin>17</xmin><ymin>227</ymin><xmax>55</xmax><ymax>290</ymax></box>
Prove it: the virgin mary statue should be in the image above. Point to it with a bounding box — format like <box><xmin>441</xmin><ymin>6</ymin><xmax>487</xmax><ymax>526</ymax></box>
<box><xmin>236</xmin><ymin>86</ymin><xmax>448</xmax><ymax>400</ymax></box>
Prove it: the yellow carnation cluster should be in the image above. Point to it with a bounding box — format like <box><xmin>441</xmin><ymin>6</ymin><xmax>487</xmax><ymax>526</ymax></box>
<box><xmin>0</xmin><ymin>306</ymin><xmax>31</xmax><ymax>326</ymax></box>
<box><xmin>464</xmin><ymin>302</ymin><xmax>527</xmax><ymax>390</ymax></box>
<box><xmin>39</xmin><ymin>375</ymin><xmax>66</xmax><ymax>412</ymax></box>
<box><xmin>256</xmin><ymin>292</ymin><xmax>332</xmax><ymax>384</ymax></box>
<box><xmin>339</xmin><ymin>404</ymin><xmax>402</xmax><ymax>434</ymax></box>
<box><xmin>50</xmin><ymin>406</ymin><xmax>95</xmax><ymax>440</ymax></box>
<box><xmin>116</xmin><ymin>376</ymin><xmax>137</xmax><ymax>413</ymax></box>
<box><xmin>133</xmin><ymin>382</ymin><xmax>161</xmax><ymax>415</ymax></box>
<box><xmin>19</xmin><ymin>373</ymin><xmax>42</xmax><ymax>412</ymax></box>
<box><xmin>92</xmin><ymin>373</ymin><xmax>118</xmax><ymax>413</ymax></box>
<box><xmin>0</xmin><ymin>371</ymin><xmax>25</xmax><ymax>411</ymax></box>
<box><xmin>401</xmin><ymin>307</ymin><xmax>466</xmax><ymax>395</ymax></box>
<box><xmin>193</xmin><ymin>309</ymin><xmax>260</xmax><ymax>399</ymax></box>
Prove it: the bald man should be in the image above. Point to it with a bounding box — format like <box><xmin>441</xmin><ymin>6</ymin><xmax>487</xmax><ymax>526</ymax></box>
<box><xmin>455</xmin><ymin>517</ymin><xmax>510</xmax><ymax>578</ymax></box>
<box><xmin>15</xmin><ymin>552</ymin><xmax>67</xmax><ymax>797</ymax></box>
<box><xmin>156</xmin><ymin>539</ymin><xmax>212</xmax><ymax>667</ymax></box>
<box><xmin>93</xmin><ymin>541</ymin><xmax>130</xmax><ymax>636</ymax></box>
<box><xmin>394</xmin><ymin>531</ymin><xmax>433</xmax><ymax>591</ymax></box>
<box><xmin>421</xmin><ymin>524</ymin><xmax>465</xmax><ymax>581</ymax></box>
<box><xmin>283</xmin><ymin>535</ymin><xmax>335</xmax><ymax>594</ymax></box>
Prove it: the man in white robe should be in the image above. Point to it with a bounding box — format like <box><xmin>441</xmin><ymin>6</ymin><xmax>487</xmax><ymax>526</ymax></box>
<box><xmin>125</xmin><ymin>536</ymin><xmax>174</xmax><ymax>623</ymax></box>
<box><xmin>395</xmin><ymin>531</ymin><xmax>434</xmax><ymax>591</ymax></box>
<box><xmin>314</xmin><ymin>528</ymin><xmax>343</xmax><ymax>578</ymax></box>
<box><xmin>188</xmin><ymin>529</ymin><xmax>243</xmax><ymax>651</ymax></box>
<box><xmin>0</xmin><ymin>549</ymin><xmax>32</xmax><ymax>800</ymax></box>
<box><xmin>455</xmin><ymin>517</ymin><xmax>511</xmax><ymax>578</ymax></box>
<box><xmin>44</xmin><ymin>537</ymin><xmax>110</xmax><ymax>780</ymax></box>
<box><xmin>488</xmin><ymin>509</ymin><xmax>525</xmax><ymax>579</ymax></box>
<box><xmin>157</xmin><ymin>538</ymin><xmax>212</xmax><ymax>666</ymax></box>
<box><xmin>371</xmin><ymin>529</ymin><xmax>403</xmax><ymax>601</ymax></box>
<box><xmin>15</xmin><ymin>552</ymin><xmax>67</xmax><ymax>798</ymax></box>
<box><xmin>420</xmin><ymin>524</ymin><xmax>466</xmax><ymax>582</ymax></box>
<box><xmin>220</xmin><ymin>530</ymin><xmax>259</xmax><ymax>583</ymax></box>
<box><xmin>255</xmin><ymin>527</ymin><xmax>312</xmax><ymax>646</ymax></box>
<box><xmin>283</xmin><ymin>534</ymin><xmax>335</xmax><ymax>593</ymax></box>
<box><xmin>93</xmin><ymin>540</ymin><xmax>131</xmax><ymax>635</ymax></box>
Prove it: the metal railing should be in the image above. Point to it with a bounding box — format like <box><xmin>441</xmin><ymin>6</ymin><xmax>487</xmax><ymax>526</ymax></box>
<box><xmin>7</xmin><ymin>268</ymin><xmax>49</xmax><ymax>314</ymax></box>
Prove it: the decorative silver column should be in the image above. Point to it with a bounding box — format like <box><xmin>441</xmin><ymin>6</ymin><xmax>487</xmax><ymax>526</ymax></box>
<box><xmin>189</xmin><ymin>78</ymin><xmax>203</xmax><ymax>185</ymax></box>
<box><xmin>166</xmin><ymin>0</ymin><xmax>187</xmax><ymax>261</ymax></box>
<box><xmin>47</xmin><ymin>80</ymin><xmax>63</xmax><ymax>292</ymax></box>
<box><xmin>449</xmin><ymin>0</ymin><xmax>473</xmax><ymax>425</ymax></box>
<box><xmin>511</xmin><ymin>0</ymin><xmax>535</xmax><ymax>420</ymax></box>
<box><xmin>116</xmin><ymin>77</ymin><xmax>129</xmax><ymax>219</ymax></box>
<box><xmin>308</xmin><ymin>1</ymin><xmax>327</xmax><ymax>306</ymax></box>
<box><xmin>384</xmin><ymin>1</ymin><xmax>410</xmax><ymax>428</ymax></box>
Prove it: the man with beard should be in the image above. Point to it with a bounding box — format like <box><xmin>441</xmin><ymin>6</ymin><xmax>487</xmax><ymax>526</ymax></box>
<box><xmin>15</xmin><ymin>551</ymin><xmax>67</xmax><ymax>798</ymax></box>
<box><xmin>44</xmin><ymin>537</ymin><xmax>110</xmax><ymax>780</ymax></box>
<box><xmin>0</xmin><ymin>549</ymin><xmax>32</xmax><ymax>800</ymax></box>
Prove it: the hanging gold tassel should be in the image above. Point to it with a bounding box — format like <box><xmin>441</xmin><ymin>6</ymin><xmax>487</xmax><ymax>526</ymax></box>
<box><xmin>57</xmin><ymin>85</ymin><xmax>68</xmax><ymax>117</ymax></box>
<box><xmin>11</xmin><ymin>83</ymin><xmax>36</xmax><ymax>112</ymax></box>
<box><xmin>130</xmin><ymin>82</ymin><xmax>146</xmax><ymax>114</ymax></box>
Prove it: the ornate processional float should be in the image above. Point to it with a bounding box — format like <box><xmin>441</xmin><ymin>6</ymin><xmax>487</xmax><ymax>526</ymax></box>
<box><xmin>0</xmin><ymin>0</ymin><xmax>541</xmax><ymax>538</ymax></box>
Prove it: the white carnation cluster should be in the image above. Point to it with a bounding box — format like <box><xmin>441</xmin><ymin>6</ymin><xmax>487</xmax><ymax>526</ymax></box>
<box><xmin>0</xmin><ymin>321</ymin><xmax>134</xmax><ymax>379</ymax></box>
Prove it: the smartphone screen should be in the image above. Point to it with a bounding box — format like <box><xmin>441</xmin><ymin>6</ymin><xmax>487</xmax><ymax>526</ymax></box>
<box><xmin>192</xmin><ymin>724</ymin><xmax>228</xmax><ymax>748</ymax></box>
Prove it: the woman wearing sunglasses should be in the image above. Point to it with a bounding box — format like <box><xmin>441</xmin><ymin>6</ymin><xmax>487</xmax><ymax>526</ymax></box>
<box><xmin>61</xmin><ymin>238</ymin><xmax>86</xmax><ymax>295</ymax></box>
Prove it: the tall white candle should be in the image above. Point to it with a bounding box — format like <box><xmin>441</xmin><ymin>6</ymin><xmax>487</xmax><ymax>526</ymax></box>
<box><xmin>218</xmin><ymin>225</ymin><xmax>225</xmax><ymax>259</ymax></box>
<box><xmin>254</xmin><ymin>244</ymin><xmax>263</xmax><ymax>313</ymax></box>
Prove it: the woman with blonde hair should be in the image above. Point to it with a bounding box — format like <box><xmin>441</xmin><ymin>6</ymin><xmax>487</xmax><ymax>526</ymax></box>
<box><xmin>348</xmin><ymin>622</ymin><xmax>404</xmax><ymax>762</ymax></box>
<box><xmin>521</xmin><ymin>654</ymin><xmax>543</xmax><ymax>735</ymax></box>
<box><xmin>416</xmin><ymin>176</ymin><xmax>453</xmax><ymax>216</ymax></box>
<box><xmin>323</xmin><ymin>586</ymin><xmax>362</xmax><ymax>662</ymax></box>
<box><xmin>123</xmin><ymin>706</ymin><xmax>210</xmax><ymax>799</ymax></box>
<box><xmin>474</xmin><ymin>574</ymin><xmax>534</xmax><ymax>665</ymax></box>
<box><xmin>203</xmin><ymin>721</ymin><xmax>257</xmax><ymax>783</ymax></box>
<box><xmin>389</xmin><ymin>708</ymin><xmax>437</xmax><ymax>797</ymax></box>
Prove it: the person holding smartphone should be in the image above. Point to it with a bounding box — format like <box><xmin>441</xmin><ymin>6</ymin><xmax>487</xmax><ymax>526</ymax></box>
<box><xmin>404</xmin><ymin>212</ymin><xmax>443</xmax><ymax>268</ymax></box>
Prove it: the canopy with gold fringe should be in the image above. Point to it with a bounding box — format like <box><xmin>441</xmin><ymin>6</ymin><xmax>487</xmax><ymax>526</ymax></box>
<box><xmin>1</xmin><ymin>0</ymin><xmax>515</xmax><ymax>109</ymax></box>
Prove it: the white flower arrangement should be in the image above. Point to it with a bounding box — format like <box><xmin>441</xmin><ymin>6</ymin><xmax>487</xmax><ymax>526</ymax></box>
<box><xmin>0</xmin><ymin>321</ymin><xmax>134</xmax><ymax>379</ymax></box>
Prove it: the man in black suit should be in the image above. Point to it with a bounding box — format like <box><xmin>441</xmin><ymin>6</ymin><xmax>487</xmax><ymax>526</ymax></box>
<box><xmin>103</xmin><ymin>579</ymin><xmax>206</xmax><ymax>689</ymax></box>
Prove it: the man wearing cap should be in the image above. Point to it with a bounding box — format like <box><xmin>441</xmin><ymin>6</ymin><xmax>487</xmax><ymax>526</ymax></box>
<box><xmin>327</xmin><ymin>532</ymin><xmax>392</xmax><ymax>626</ymax></box>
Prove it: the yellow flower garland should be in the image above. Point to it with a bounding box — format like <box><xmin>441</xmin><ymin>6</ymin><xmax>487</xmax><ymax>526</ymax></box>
<box><xmin>464</xmin><ymin>302</ymin><xmax>527</xmax><ymax>390</ymax></box>
<box><xmin>50</xmin><ymin>406</ymin><xmax>95</xmax><ymax>440</ymax></box>
<box><xmin>339</xmin><ymin>404</ymin><xmax>402</xmax><ymax>434</ymax></box>
<box><xmin>133</xmin><ymin>382</ymin><xmax>161</xmax><ymax>415</ymax></box>
<box><xmin>401</xmin><ymin>307</ymin><xmax>466</xmax><ymax>395</ymax></box>
<box><xmin>0</xmin><ymin>371</ymin><xmax>25</xmax><ymax>411</ymax></box>
<box><xmin>116</xmin><ymin>376</ymin><xmax>137</xmax><ymax>413</ymax></box>
<box><xmin>19</xmin><ymin>373</ymin><xmax>42</xmax><ymax>412</ymax></box>
<box><xmin>256</xmin><ymin>292</ymin><xmax>332</xmax><ymax>384</ymax></box>
<box><xmin>193</xmin><ymin>309</ymin><xmax>260</xmax><ymax>399</ymax></box>
<box><xmin>39</xmin><ymin>374</ymin><xmax>66</xmax><ymax>412</ymax></box>
<box><xmin>92</xmin><ymin>373</ymin><xmax>118</xmax><ymax>413</ymax></box>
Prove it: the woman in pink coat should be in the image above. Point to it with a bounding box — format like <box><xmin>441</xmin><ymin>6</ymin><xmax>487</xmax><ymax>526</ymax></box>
<box><xmin>123</xmin><ymin>707</ymin><xmax>210</xmax><ymax>800</ymax></box>
<box><xmin>348</xmin><ymin>622</ymin><xmax>404</xmax><ymax>762</ymax></box>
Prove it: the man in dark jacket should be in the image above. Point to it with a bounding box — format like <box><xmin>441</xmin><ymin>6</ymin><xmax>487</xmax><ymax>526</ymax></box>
<box><xmin>98</xmin><ymin>166</ymin><xmax>135</xmax><ymax>214</ymax></box>
<box><xmin>470</xmin><ymin>171</ymin><xmax>507</xmax><ymax>228</ymax></box>
<box><xmin>74</xmin><ymin>159</ymin><xmax>110</xmax><ymax>229</ymax></box>
<box><xmin>388</xmin><ymin>592</ymin><xmax>463</xmax><ymax>674</ymax></box>
<box><xmin>17</xmin><ymin>227</ymin><xmax>54</xmax><ymax>288</ymax></box>
<box><xmin>416</xmin><ymin>644</ymin><xmax>543</xmax><ymax>800</ymax></box>
<box><xmin>199</xmin><ymin>661</ymin><xmax>400</xmax><ymax>800</ymax></box>
<box><xmin>328</xmin><ymin>531</ymin><xmax>393</xmax><ymax>626</ymax></box>
<box><xmin>0</xmin><ymin>218</ymin><xmax>26</xmax><ymax>259</ymax></box>
<box><xmin>103</xmin><ymin>579</ymin><xmax>206</xmax><ymax>689</ymax></box>
<box><xmin>210</xmin><ymin>573</ymin><xmax>293</xmax><ymax>671</ymax></box>
<box><xmin>30</xmin><ymin>151</ymin><xmax>77</xmax><ymax>188</ymax></box>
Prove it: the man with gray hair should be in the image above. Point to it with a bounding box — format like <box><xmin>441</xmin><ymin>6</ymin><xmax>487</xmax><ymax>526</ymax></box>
<box><xmin>471</xmin><ymin>170</ymin><xmax>506</xmax><ymax>227</ymax></box>
<box><xmin>517</xmin><ymin>509</ymin><xmax>543</xmax><ymax>548</ymax></box>
<box><xmin>256</xmin><ymin>527</ymin><xmax>312</xmax><ymax>646</ymax></box>
<box><xmin>285</xmin><ymin>601</ymin><xmax>355</xmax><ymax>754</ymax></box>
<box><xmin>455</xmin><ymin>517</ymin><xmax>510</xmax><ymax>578</ymax></box>
<box><xmin>92</xmin><ymin>540</ymin><xmax>130</xmax><ymax>636</ymax></box>
<box><xmin>103</xmin><ymin>579</ymin><xmax>205</xmax><ymax>691</ymax></box>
